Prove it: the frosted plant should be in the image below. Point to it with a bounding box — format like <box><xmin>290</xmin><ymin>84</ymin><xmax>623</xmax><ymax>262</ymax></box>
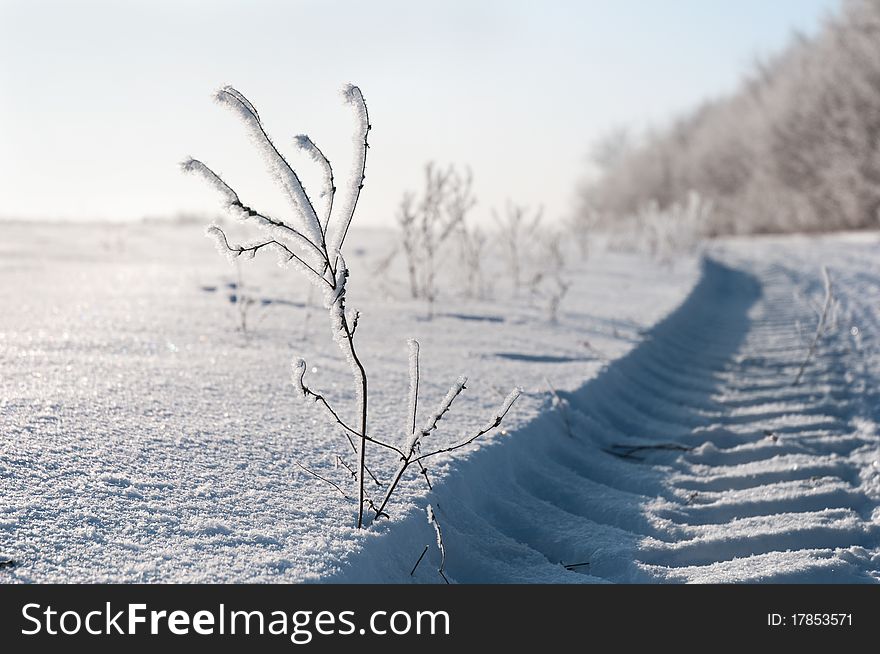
<box><xmin>397</xmin><ymin>163</ymin><xmax>475</xmax><ymax>316</ymax></box>
<box><xmin>184</xmin><ymin>84</ymin><xmax>519</xmax><ymax>530</ymax></box>
<box><xmin>527</xmin><ymin>230</ymin><xmax>571</xmax><ymax>324</ymax></box>
<box><xmin>493</xmin><ymin>202</ymin><xmax>543</xmax><ymax>293</ymax></box>
<box><xmin>184</xmin><ymin>83</ymin><xmax>371</xmax><ymax>524</ymax></box>
<box><xmin>537</xmin><ymin>231</ymin><xmax>571</xmax><ymax>324</ymax></box>
<box><xmin>229</xmin><ymin>260</ymin><xmax>258</xmax><ymax>337</ymax></box>
<box><xmin>299</xmin><ymin>339</ymin><xmax>522</xmax><ymax>524</ymax></box>
<box><xmin>397</xmin><ymin>192</ymin><xmax>421</xmax><ymax>299</ymax></box>
<box><xmin>457</xmin><ymin>220</ymin><xmax>490</xmax><ymax>299</ymax></box>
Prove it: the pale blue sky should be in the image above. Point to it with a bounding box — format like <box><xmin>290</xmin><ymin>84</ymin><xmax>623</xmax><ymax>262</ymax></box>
<box><xmin>0</xmin><ymin>0</ymin><xmax>838</xmax><ymax>225</ymax></box>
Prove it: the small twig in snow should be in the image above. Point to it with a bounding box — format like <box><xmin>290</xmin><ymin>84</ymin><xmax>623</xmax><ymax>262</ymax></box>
<box><xmin>545</xmin><ymin>377</ymin><xmax>574</xmax><ymax>438</ymax></box>
<box><xmin>562</xmin><ymin>561</ymin><xmax>590</xmax><ymax>571</ymax></box>
<box><xmin>793</xmin><ymin>266</ymin><xmax>834</xmax><ymax>386</ymax></box>
<box><xmin>410</xmin><ymin>545</ymin><xmax>430</xmax><ymax>577</ymax></box>
<box><xmin>294</xmin><ymin>461</ymin><xmax>351</xmax><ymax>501</ymax></box>
<box><xmin>605</xmin><ymin>442</ymin><xmax>692</xmax><ymax>460</ymax></box>
<box><xmin>426</xmin><ymin>504</ymin><xmax>449</xmax><ymax>584</ymax></box>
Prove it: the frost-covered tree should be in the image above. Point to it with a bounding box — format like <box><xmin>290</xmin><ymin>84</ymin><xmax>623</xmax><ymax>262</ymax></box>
<box><xmin>578</xmin><ymin>0</ymin><xmax>880</xmax><ymax>235</ymax></box>
<box><xmin>183</xmin><ymin>85</ymin><xmax>519</xmax><ymax>529</ymax></box>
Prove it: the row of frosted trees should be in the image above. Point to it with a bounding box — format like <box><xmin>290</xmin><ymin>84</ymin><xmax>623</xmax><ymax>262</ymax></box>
<box><xmin>576</xmin><ymin>0</ymin><xmax>880</xmax><ymax>236</ymax></box>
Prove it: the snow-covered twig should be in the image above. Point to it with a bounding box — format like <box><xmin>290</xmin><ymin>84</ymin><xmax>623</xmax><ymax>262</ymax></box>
<box><xmin>412</xmin><ymin>388</ymin><xmax>521</xmax><ymax>464</ymax></box>
<box><xmin>545</xmin><ymin>377</ymin><xmax>574</xmax><ymax>438</ymax></box>
<box><xmin>793</xmin><ymin>266</ymin><xmax>834</xmax><ymax>386</ymax></box>
<box><xmin>426</xmin><ymin>504</ymin><xmax>449</xmax><ymax>584</ymax></box>
<box><xmin>292</xmin><ymin>359</ymin><xmax>403</xmax><ymax>456</ymax></box>
<box><xmin>293</xmin><ymin>134</ymin><xmax>335</xmax><ymax>235</ymax></box>
<box><xmin>370</xmin><ymin>344</ymin><xmax>520</xmax><ymax>522</ymax></box>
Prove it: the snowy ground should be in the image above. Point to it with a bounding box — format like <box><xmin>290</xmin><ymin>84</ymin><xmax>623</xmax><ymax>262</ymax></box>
<box><xmin>2</xmin><ymin>222</ymin><xmax>879</xmax><ymax>583</ymax></box>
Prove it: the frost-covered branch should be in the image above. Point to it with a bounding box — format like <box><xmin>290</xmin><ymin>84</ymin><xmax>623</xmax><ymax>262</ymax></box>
<box><xmin>397</xmin><ymin>193</ymin><xmax>420</xmax><ymax>299</ymax></box>
<box><xmin>214</xmin><ymin>86</ymin><xmax>324</xmax><ymax>248</ymax></box>
<box><xmin>426</xmin><ymin>504</ymin><xmax>449</xmax><ymax>584</ymax></box>
<box><xmin>370</xmin><ymin>347</ymin><xmax>520</xmax><ymax>522</ymax></box>
<box><xmin>457</xmin><ymin>222</ymin><xmax>489</xmax><ymax>299</ymax></box>
<box><xmin>413</xmin><ymin>388</ymin><xmax>521</xmax><ymax>464</ymax></box>
<box><xmin>206</xmin><ymin>224</ymin><xmax>327</xmax><ymax>284</ymax></box>
<box><xmin>183</xmin><ymin>157</ymin><xmax>330</xmax><ymax>269</ymax></box>
<box><xmin>328</xmin><ymin>84</ymin><xmax>370</xmax><ymax>261</ymax></box>
<box><xmin>294</xmin><ymin>134</ymin><xmax>335</xmax><ymax>235</ymax></box>
<box><xmin>406</xmin><ymin>339</ymin><xmax>420</xmax><ymax>439</ymax></box>
<box><xmin>793</xmin><ymin>265</ymin><xmax>834</xmax><ymax>386</ymax></box>
<box><xmin>291</xmin><ymin>359</ymin><xmax>403</xmax><ymax>457</ymax></box>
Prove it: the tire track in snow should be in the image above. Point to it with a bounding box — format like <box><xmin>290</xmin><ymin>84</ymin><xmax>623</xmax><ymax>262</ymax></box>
<box><xmin>604</xmin><ymin>257</ymin><xmax>880</xmax><ymax>581</ymax></box>
<box><xmin>332</xmin><ymin>256</ymin><xmax>880</xmax><ymax>583</ymax></box>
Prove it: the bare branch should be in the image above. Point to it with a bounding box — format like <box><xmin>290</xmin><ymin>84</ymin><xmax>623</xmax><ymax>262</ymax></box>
<box><xmin>335</xmin><ymin>454</ymin><xmax>356</xmax><ymax>479</ymax></box>
<box><xmin>605</xmin><ymin>442</ymin><xmax>692</xmax><ymax>460</ymax></box>
<box><xmin>291</xmin><ymin>358</ymin><xmax>403</xmax><ymax>457</ymax></box>
<box><xmin>410</xmin><ymin>545</ymin><xmax>429</xmax><ymax>577</ymax></box>
<box><xmin>563</xmin><ymin>561</ymin><xmax>591</xmax><ymax>571</ymax></box>
<box><xmin>294</xmin><ymin>461</ymin><xmax>351</xmax><ymax>501</ymax></box>
<box><xmin>186</xmin><ymin>156</ymin><xmax>330</xmax><ymax>268</ymax></box>
<box><xmin>308</xmin><ymin>389</ymin><xmax>404</xmax><ymax>457</ymax></box>
<box><xmin>344</xmin><ymin>433</ymin><xmax>383</xmax><ymax>487</ymax></box>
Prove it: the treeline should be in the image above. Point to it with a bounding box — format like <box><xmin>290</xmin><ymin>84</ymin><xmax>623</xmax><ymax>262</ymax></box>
<box><xmin>578</xmin><ymin>0</ymin><xmax>880</xmax><ymax>236</ymax></box>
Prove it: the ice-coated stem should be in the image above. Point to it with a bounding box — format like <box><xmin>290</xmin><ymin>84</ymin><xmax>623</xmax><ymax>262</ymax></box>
<box><xmin>793</xmin><ymin>266</ymin><xmax>833</xmax><ymax>386</ymax></box>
